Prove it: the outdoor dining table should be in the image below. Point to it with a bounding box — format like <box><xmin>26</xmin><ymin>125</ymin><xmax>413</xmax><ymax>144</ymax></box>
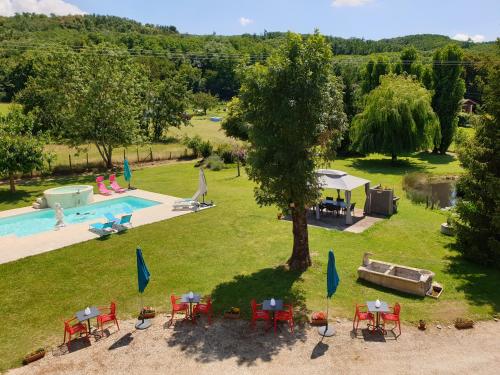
<box><xmin>366</xmin><ymin>300</ymin><xmax>390</xmax><ymax>334</ymax></box>
<box><xmin>75</xmin><ymin>306</ymin><xmax>100</xmax><ymax>335</ymax></box>
<box><xmin>262</xmin><ymin>299</ymin><xmax>283</xmax><ymax>330</ymax></box>
<box><xmin>180</xmin><ymin>293</ymin><xmax>201</xmax><ymax>322</ymax></box>
<box><xmin>315</xmin><ymin>200</ymin><xmax>347</xmax><ymax>220</ymax></box>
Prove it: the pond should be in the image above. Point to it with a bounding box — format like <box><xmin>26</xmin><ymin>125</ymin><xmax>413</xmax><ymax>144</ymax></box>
<box><xmin>402</xmin><ymin>173</ymin><xmax>457</xmax><ymax>209</ymax></box>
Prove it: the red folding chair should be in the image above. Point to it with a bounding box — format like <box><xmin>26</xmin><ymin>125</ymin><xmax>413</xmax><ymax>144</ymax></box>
<box><xmin>250</xmin><ymin>299</ymin><xmax>271</xmax><ymax>330</ymax></box>
<box><xmin>381</xmin><ymin>302</ymin><xmax>401</xmax><ymax>337</ymax></box>
<box><xmin>193</xmin><ymin>296</ymin><xmax>213</xmax><ymax>325</ymax></box>
<box><xmin>97</xmin><ymin>301</ymin><xmax>120</xmax><ymax>334</ymax></box>
<box><xmin>63</xmin><ymin>317</ymin><xmax>89</xmax><ymax>351</ymax></box>
<box><xmin>353</xmin><ymin>304</ymin><xmax>375</xmax><ymax>333</ymax></box>
<box><xmin>168</xmin><ymin>294</ymin><xmax>189</xmax><ymax>327</ymax></box>
<box><xmin>274</xmin><ymin>303</ymin><xmax>294</xmax><ymax>334</ymax></box>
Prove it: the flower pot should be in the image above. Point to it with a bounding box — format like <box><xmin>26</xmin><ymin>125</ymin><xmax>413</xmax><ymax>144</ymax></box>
<box><xmin>310</xmin><ymin>319</ymin><xmax>328</xmax><ymax>327</ymax></box>
<box><xmin>440</xmin><ymin>223</ymin><xmax>454</xmax><ymax>236</ymax></box>
<box><xmin>139</xmin><ymin>307</ymin><xmax>156</xmax><ymax>320</ymax></box>
<box><xmin>455</xmin><ymin>318</ymin><xmax>474</xmax><ymax>329</ymax></box>
<box><xmin>23</xmin><ymin>349</ymin><xmax>45</xmax><ymax>365</ymax></box>
<box><xmin>418</xmin><ymin>320</ymin><xmax>426</xmax><ymax>330</ymax></box>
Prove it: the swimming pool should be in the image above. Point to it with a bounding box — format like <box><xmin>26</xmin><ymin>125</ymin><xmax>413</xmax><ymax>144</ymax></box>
<box><xmin>0</xmin><ymin>196</ymin><xmax>160</xmax><ymax>238</ymax></box>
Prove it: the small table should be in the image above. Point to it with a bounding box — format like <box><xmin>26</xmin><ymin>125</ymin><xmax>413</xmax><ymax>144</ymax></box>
<box><xmin>315</xmin><ymin>200</ymin><xmax>347</xmax><ymax>219</ymax></box>
<box><xmin>75</xmin><ymin>306</ymin><xmax>100</xmax><ymax>334</ymax></box>
<box><xmin>366</xmin><ymin>301</ymin><xmax>390</xmax><ymax>334</ymax></box>
<box><xmin>180</xmin><ymin>293</ymin><xmax>201</xmax><ymax>322</ymax></box>
<box><xmin>262</xmin><ymin>299</ymin><xmax>283</xmax><ymax>330</ymax></box>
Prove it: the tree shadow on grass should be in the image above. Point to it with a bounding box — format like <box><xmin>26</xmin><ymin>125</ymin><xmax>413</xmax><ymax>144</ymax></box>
<box><xmin>165</xmin><ymin>266</ymin><xmax>308</xmax><ymax>366</ymax></box>
<box><xmin>414</xmin><ymin>152</ymin><xmax>456</xmax><ymax>166</ymax></box>
<box><xmin>348</xmin><ymin>157</ymin><xmax>428</xmax><ymax>176</ymax></box>
<box><xmin>443</xmin><ymin>251</ymin><xmax>500</xmax><ymax>314</ymax></box>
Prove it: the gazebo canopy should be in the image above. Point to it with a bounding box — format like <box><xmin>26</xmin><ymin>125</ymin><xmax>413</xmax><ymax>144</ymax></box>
<box><xmin>316</xmin><ymin>169</ymin><xmax>370</xmax><ymax>191</ymax></box>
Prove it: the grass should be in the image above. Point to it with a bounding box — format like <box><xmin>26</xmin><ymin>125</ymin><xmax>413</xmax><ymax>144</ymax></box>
<box><xmin>0</xmin><ymin>152</ymin><xmax>499</xmax><ymax>371</ymax></box>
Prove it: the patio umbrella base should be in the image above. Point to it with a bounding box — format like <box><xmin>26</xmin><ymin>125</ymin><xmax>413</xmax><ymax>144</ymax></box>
<box><xmin>135</xmin><ymin>319</ymin><xmax>151</xmax><ymax>330</ymax></box>
<box><xmin>318</xmin><ymin>325</ymin><xmax>336</xmax><ymax>337</ymax></box>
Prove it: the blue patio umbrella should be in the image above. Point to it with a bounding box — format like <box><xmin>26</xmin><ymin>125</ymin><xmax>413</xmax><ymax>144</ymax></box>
<box><xmin>319</xmin><ymin>249</ymin><xmax>340</xmax><ymax>337</ymax></box>
<box><xmin>135</xmin><ymin>248</ymin><xmax>151</xmax><ymax>329</ymax></box>
<box><xmin>124</xmin><ymin>158</ymin><xmax>133</xmax><ymax>190</ymax></box>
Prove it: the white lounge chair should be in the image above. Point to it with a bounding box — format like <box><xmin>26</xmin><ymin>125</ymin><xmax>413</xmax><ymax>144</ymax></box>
<box><xmin>173</xmin><ymin>189</ymin><xmax>202</xmax><ymax>210</ymax></box>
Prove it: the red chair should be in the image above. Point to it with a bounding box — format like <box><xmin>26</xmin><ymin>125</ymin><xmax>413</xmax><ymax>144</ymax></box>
<box><xmin>250</xmin><ymin>299</ymin><xmax>271</xmax><ymax>330</ymax></box>
<box><xmin>352</xmin><ymin>304</ymin><xmax>375</xmax><ymax>333</ymax></box>
<box><xmin>97</xmin><ymin>302</ymin><xmax>120</xmax><ymax>334</ymax></box>
<box><xmin>193</xmin><ymin>296</ymin><xmax>213</xmax><ymax>325</ymax></box>
<box><xmin>63</xmin><ymin>317</ymin><xmax>89</xmax><ymax>351</ymax></box>
<box><xmin>381</xmin><ymin>302</ymin><xmax>401</xmax><ymax>337</ymax></box>
<box><xmin>274</xmin><ymin>303</ymin><xmax>294</xmax><ymax>334</ymax></box>
<box><xmin>168</xmin><ymin>294</ymin><xmax>189</xmax><ymax>327</ymax></box>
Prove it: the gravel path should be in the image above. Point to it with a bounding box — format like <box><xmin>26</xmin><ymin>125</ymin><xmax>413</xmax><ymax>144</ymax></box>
<box><xmin>9</xmin><ymin>317</ymin><xmax>500</xmax><ymax>375</ymax></box>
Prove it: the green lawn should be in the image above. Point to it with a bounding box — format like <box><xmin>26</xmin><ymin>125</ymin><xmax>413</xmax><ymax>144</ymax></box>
<box><xmin>0</xmin><ymin>153</ymin><xmax>499</xmax><ymax>371</ymax></box>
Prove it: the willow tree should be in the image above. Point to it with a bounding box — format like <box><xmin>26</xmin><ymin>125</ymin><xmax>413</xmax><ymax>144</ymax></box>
<box><xmin>239</xmin><ymin>32</ymin><xmax>347</xmax><ymax>271</ymax></box>
<box><xmin>351</xmin><ymin>74</ymin><xmax>439</xmax><ymax>164</ymax></box>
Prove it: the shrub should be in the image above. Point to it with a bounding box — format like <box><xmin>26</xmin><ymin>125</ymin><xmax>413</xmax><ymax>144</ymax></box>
<box><xmin>215</xmin><ymin>143</ymin><xmax>234</xmax><ymax>163</ymax></box>
<box><xmin>199</xmin><ymin>140</ymin><xmax>213</xmax><ymax>158</ymax></box>
<box><xmin>182</xmin><ymin>135</ymin><xmax>203</xmax><ymax>157</ymax></box>
<box><xmin>205</xmin><ymin>154</ymin><xmax>225</xmax><ymax>171</ymax></box>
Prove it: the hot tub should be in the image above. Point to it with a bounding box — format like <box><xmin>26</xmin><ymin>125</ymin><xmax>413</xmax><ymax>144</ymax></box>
<box><xmin>44</xmin><ymin>185</ymin><xmax>94</xmax><ymax>209</ymax></box>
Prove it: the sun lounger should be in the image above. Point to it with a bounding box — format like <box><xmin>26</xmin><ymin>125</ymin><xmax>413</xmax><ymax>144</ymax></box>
<box><xmin>89</xmin><ymin>220</ymin><xmax>114</xmax><ymax>236</ymax></box>
<box><xmin>96</xmin><ymin>176</ymin><xmax>113</xmax><ymax>196</ymax></box>
<box><xmin>173</xmin><ymin>189</ymin><xmax>201</xmax><ymax>210</ymax></box>
<box><xmin>109</xmin><ymin>174</ymin><xmax>126</xmax><ymax>193</ymax></box>
<box><xmin>104</xmin><ymin>212</ymin><xmax>133</xmax><ymax>231</ymax></box>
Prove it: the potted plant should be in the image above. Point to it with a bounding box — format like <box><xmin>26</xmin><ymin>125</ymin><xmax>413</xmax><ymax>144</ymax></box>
<box><xmin>418</xmin><ymin>320</ymin><xmax>426</xmax><ymax>330</ymax></box>
<box><xmin>23</xmin><ymin>348</ymin><xmax>46</xmax><ymax>365</ymax></box>
<box><xmin>440</xmin><ymin>212</ymin><xmax>455</xmax><ymax>236</ymax></box>
<box><xmin>223</xmin><ymin>307</ymin><xmax>240</xmax><ymax>319</ymax></box>
<box><xmin>310</xmin><ymin>311</ymin><xmax>327</xmax><ymax>326</ymax></box>
<box><xmin>139</xmin><ymin>307</ymin><xmax>156</xmax><ymax>319</ymax></box>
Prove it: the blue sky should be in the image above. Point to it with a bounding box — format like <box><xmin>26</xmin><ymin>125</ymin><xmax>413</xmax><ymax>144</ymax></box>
<box><xmin>1</xmin><ymin>0</ymin><xmax>498</xmax><ymax>41</ymax></box>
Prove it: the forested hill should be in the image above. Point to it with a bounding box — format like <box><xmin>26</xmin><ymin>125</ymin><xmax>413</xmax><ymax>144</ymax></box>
<box><xmin>0</xmin><ymin>13</ymin><xmax>495</xmax><ymax>56</ymax></box>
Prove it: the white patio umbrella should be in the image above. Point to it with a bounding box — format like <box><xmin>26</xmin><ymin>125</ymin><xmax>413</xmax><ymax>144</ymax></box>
<box><xmin>199</xmin><ymin>167</ymin><xmax>208</xmax><ymax>205</ymax></box>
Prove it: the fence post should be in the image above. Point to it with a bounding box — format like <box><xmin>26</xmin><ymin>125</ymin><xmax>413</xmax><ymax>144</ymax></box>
<box><xmin>150</xmin><ymin>147</ymin><xmax>153</xmax><ymax>162</ymax></box>
<box><xmin>123</xmin><ymin>149</ymin><xmax>126</xmax><ymax>161</ymax></box>
<box><xmin>169</xmin><ymin>152</ymin><xmax>172</xmax><ymax>160</ymax></box>
<box><xmin>137</xmin><ymin>148</ymin><xmax>140</xmax><ymax>163</ymax></box>
<box><xmin>86</xmin><ymin>153</ymin><xmax>89</xmax><ymax>170</ymax></box>
<box><xmin>69</xmin><ymin>154</ymin><xmax>72</xmax><ymax>170</ymax></box>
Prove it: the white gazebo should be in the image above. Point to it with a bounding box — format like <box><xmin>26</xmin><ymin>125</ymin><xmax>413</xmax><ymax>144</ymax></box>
<box><xmin>315</xmin><ymin>169</ymin><xmax>371</xmax><ymax>225</ymax></box>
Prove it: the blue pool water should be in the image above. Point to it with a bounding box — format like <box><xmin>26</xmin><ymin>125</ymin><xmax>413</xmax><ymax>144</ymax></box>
<box><xmin>0</xmin><ymin>196</ymin><xmax>160</xmax><ymax>238</ymax></box>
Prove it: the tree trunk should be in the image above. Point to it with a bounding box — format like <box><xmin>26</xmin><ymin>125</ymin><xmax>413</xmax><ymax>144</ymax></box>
<box><xmin>106</xmin><ymin>147</ymin><xmax>113</xmax><ymax>169</ymax></box>
<box><xmin>287</xmin><ymin>207</ymin><xmax>311</xmax><ymax>271</ymax></box>
<box><xmin>8</xmin><ymin>172</ymin><xmax>15</xmax><ymax>193</ymax></box>
<box><xmin>391</xmin><ymin>153</ymin><xmax>397</xmax><ymax>165</ymax></box>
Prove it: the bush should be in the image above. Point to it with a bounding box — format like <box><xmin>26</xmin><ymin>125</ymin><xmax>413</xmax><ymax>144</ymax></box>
<box><xmin>182</xmin><ymin>135</ymin><xmax>203</xmax><ymax>157</ymax></box>
<box><xmin>205</xmin><ymin>154</ymin><xmax>225</xmax><ymax>171</ymax></box>
<box><xmin>199</xmin><ymin>140</ymin><xmax>213</xmax><ymax>158</ymax></box>
<box><xmin>215</xmin><ymin>143</ymin><xmax>234</xmax><ymax>163</ymax></box>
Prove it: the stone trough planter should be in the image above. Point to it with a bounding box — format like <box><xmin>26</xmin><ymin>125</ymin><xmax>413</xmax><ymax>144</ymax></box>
<box><xmin>440</xmin><ymin>223</ymin><xmax>455</xmax><ymax>236</ymax></box>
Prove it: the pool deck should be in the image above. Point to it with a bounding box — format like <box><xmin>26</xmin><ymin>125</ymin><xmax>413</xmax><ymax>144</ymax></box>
<box><xmin>0</xmin><ymin>189</ymin><xmax>211</xmax><ymax>265</ymax></box>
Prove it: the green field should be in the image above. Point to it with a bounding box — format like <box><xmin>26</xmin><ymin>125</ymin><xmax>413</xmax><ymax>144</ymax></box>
<box><xmin>0</xmin><ymin>152</ymin><xmax>498</xmax><ymax>371</ymax></box>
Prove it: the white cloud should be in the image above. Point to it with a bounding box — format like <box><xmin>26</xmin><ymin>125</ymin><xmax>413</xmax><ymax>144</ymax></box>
<box><xmin>332</xmin><ymin>0</ymin><xmax>373</xmax><ymax>7</ymax></box>
<box><xmin>452</xmin><ymin>33</ymin><xmax>485</xmax><ymax>43</ymax></box>
<box><xmin>239</xmin><ymin>17</ymin><xmax>254</xmax><ymax>27</ymax></box>
<box><xmin>0</xmin><ymin>0</ymin><xmax>85</xmax><ymax>16</ymax></box>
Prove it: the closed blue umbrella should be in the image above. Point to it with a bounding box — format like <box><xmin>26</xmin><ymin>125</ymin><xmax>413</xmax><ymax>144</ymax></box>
<box><xmin>319</xmin><ymin>249</ymin><xmax>340</xmax><ymax>337</ymax></box>
<box><xmin>135</xmin><ymin>248</ymin><xmax>151</xmax><ymax>329</ymax></box>
<box><xmin>124</xmin><ymin>158</ymin><xmax>132</xmax><ymax>189</ymax></box>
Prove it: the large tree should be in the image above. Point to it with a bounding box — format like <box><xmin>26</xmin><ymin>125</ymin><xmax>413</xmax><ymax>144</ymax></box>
<box><xmin>19</xmin><ymin>45</ymin><xmax>147</xmax><ymax>168</ymax></box>
<box><xmin>191</xmin><ymin>92</ymin><xmax>219</xmax><ymax>115</ymax></box>
<box><xmin>0</xmin><ymin>109</ymin><xmax>46</xmax><ymax>192</ymax></box>
<box><xmin>239</xmin><ymin>32</ymin><xmax>347</xmax><ymax>271</ymax></box>
<box><xmin>350</xmin><ymin>74</ymin><xmax>439</xmax><ymax>163</ymax></box>
<box><xmin>432</xmin><ymin>44</ymin><xmax>466</xmax><ymax>154</ymax></box>
<box><xmin>454</xmin><ymin>52</ymin><xmax>500</xmax><ymax>268</ymax></box>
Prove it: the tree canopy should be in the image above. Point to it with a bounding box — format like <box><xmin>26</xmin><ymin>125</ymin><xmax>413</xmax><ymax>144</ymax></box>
<box><xmin>239</xmin><ymin>32</ymin><xmax>347</xmax><ymax>271</ymax></box>
<box><xmin>431</xmin><ymin>44</ymin><xmax>466</xmax><ymax>154</ymax></box>
<box><xmin>0</xmin><ymin>108</ymin><xmax>46</xmax><ymax>192</ymax></box>
<box><xmin>351</xmin><ymin>74</ymin><xmax>439</xmax><ymax>162</ymax></box>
